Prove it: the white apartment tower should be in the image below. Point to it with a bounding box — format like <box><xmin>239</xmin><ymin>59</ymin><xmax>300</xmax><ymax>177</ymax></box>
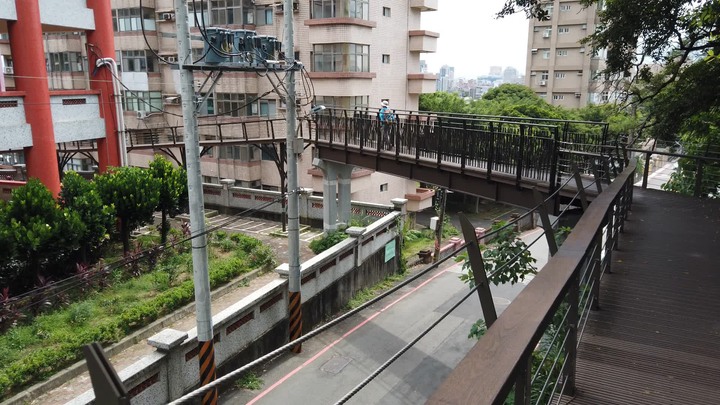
<box><xmin>0</xmin><ymin>0</ymin><xmax>440</xmax><ymax>204</ymax></box>
<box><xmin>525</xmin><ymin>0</ymin><xmax>607</xmax><ymax>107</ymax></box>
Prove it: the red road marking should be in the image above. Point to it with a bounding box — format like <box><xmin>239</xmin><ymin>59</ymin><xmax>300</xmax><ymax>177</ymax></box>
<box><xmin>246</xmin><ymin>266</ymin><xmax>454</xmax><ymax>404</ymax></box>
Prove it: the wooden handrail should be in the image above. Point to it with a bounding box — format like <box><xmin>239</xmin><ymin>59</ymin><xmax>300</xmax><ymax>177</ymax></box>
<box><xmin>427</xmin><ymin>160</ymin><xmax>637</xmax><ymax>405</ymax></box>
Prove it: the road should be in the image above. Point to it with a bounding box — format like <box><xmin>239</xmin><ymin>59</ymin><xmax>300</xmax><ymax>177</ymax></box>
<box><xmin>221</xmin><ymin>228</ymin><xmax>549</xmax><ymax>405</ymax></box>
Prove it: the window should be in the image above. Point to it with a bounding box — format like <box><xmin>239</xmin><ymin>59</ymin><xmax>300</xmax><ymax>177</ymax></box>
<box><xmin>117</xmin><ymin>50</ymin><xmax>156</xmax><ymax>72</ymax></box>
<box><xmin>541</xmin><ymin>71</ymin><xmax>549</xmax><ymax>80</ymax></box>
<box><xmin>215</xmin><ymin>92</ymin><xmax>260</xmax><ymax>117</ymax></box>
<box><xmin>218</xmin><ymin>145</ymin><xmax>259</xmax><ymax>161</ymax></box>
<box><xmin>382</xmin><ymin>7</ymin><xmax>391</xmax><ymax>17</ymax></box>
<box><xmin>380</xmin><ymin>183</ymin><xmax>388</xmax><ymax>192</ymax></box>
<box><xmin>259</xmin><ymin>100</ymin><xmax>276</xmax><ymax>117</ymax></box>
<box><xmin>555</xmin><ymin>72</ymin><xmax>566</xmax><ymax>79</ymax></box>
<box><xmin>122</xmin><ymin>90</ymin><xmax>163</xmax><ymax>112</ymax></box>
<box><xmin>558</xmin><ymin>27</ymin><xmax>570</xmax><ymax>34</ymax></box>
<box><xmin>541</xmin><ymin>4</ymin><xmax>553</xmax><ymax>18</ymax></box>
<box><xmin>349</xmin><ymin>0</ymin><xmax>369</xmax><ymax>19</ymax></box>
<box><xmin>538</xmin><ymin>92</ymin><xmax>547</xmax><ymax>99</ymax></box>
<box><xmin>560</xmin><ymin>5</ymin><xmax>571</xmax><ymax>11</ymax></box>
<box><xmin>382</xmin><ymin>54</ymin><xmax>390</xmax><ymax>64</ymax></box>
<box><xmin>112</xmin><ymin>8</ymin><xmax>156</xmax><ymax>32</ymax></box>
<box><xmin>211</xmin><ymin>0</ymin><xmax>250</xmax><ymax>25</ymax></box>
<box><xmin>553</xmin><ymin>94</ymin><xmax>565</xmax><ymax>100</ymax></box>
<box><xmin>255</xmin><ymin>7</ymin><xmax>274</xmax><ymax>25</ymax></box>
<box><xmin>47</xmin><ymin>52</ymin><xmax>83</xmax><ymax>72</ymax></box>
<box><xmin>557</xmin><ymin>50</ymin><xmax>568</xmax><ymax>56</ymax></box>
<box><xmin>312</xmin><ymin>0</ymin><xmax>335</xmax><ymax>18</ymax></box>
<box><xmin>190</xmin><ymin>1</ymin><xmax>210</xmax><ymax>27</ymax></box>
<box><xmin>315</xmin><ymin>95</ymin><xmax>368</xmax><ymax>109</ymax></box>
<box><xmin>312</xmin><ymin>43</ymin><xmax>370</xmax><ymax>72</ymax></box>
<box><xmin>542</xmin><ymin>50</ymin><xmax>550</xmax><ymax>59</ymax></box>
<box><xmin>312</xmin><ymin>1</ymin><xmax>369</xmax><ymax>20</ymax></box>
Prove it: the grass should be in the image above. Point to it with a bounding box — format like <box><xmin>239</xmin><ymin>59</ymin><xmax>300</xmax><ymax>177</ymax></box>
<box><xmin>0</xmin><ymin>229</ymin><xmax>276</xmax><ymax>399</ymax></box>
<box><xmin>345</xmin><ymin>274</ymin><xmax>405</xmax><ymax>310</ymax></box>
<box><xmin>235</xmin><ymin>371</ymin><xmax>263</xmax><ymax>391</ymax></box>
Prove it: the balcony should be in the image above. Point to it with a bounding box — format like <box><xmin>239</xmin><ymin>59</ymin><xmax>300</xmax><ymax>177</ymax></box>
<box><xmin>0</xmin><ymin>92</ymin><xmax>32</xmax><ymax>150</ymax></box>
<box><xmin>0</xmin><ymin>0</ymin><xmax>95</xmax><ymax>32</ymax></box>
<box><xmin>305</xmin><ymin>72</ymin><xmax>377</xmax><ymax>97</ymax></box>
<box><xmin>407</xmin><ymin>73</ymin><xmax>438</xmax><ymax>94</ymax></box>
<box><xmin>409</xmin><ymin>0</ymin><xmax>438</xmax><ymax>11</ymax></box>
<box><xmin>49</xmin><ymin>90</ymin><xmax>106</xmax><ymax>143</ymax></box>
<box><xmin>408</xmin><ymin>30</ymin><xmax>439</xmax><ymax>53</ymax></box>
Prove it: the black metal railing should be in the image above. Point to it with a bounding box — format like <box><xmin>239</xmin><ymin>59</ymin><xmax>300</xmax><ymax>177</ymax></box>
<box><xmin>428</xmin><ymin>160</ymin><xmax>636</xmax><ymax>405</ymax></box>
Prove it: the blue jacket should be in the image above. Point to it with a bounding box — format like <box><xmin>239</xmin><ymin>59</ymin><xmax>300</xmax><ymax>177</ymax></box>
<box><xmin>379</xmin><ymin>106</ymin><xmax>394</xmax><ymax>125</ymax></box>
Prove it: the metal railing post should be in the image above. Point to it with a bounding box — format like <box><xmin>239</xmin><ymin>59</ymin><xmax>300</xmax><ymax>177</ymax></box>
<box><xmin>516</xmin><ymin>124</ymin><xmax>526</xmax><ymax>188</ymax></box>
<box><xmin>460</xmin><ymin>120</ymin><xmax>468</xmax><ymax>174</ymax></box>
<box><xmin>563</xmin><ymin>274</ymin><xmax>578</xmax><ymax>397</ymax></box>
<box><xmin>533</xmin><ymin>188</ymin><xmax>559</xmax><ymax>257</ymax></box>
<box><xmin>591</xmin><ymin>228</ymin><xmax>602</xmax><ymax>310</ymax></box>
<box><xmin>694</xmin><ymin>158</ymin><xmax>704</xmax><ymax>198</ymax></box>
<box><xmin>572</xmin><ymin>168</ymin><xmax>589</xmax><ymax>212</ymax></box>
<box><xmin>514</xmin><ymin>355</ymin><xmax>532</xmax><ymax>405</ymax></box>
<box><xmin>487</xmin><ymin>122</ymin><xmax>495</xmax><ymax>180</ymax></box>
<box><xmin>458</xmin><ymin>214</ymin><xmax>498</xmax><ymax>327</ymax></box>
<box><xmin>642</xmin><ymin>151</ymin><xmax>651</xmax><ymax>189</ymax></box>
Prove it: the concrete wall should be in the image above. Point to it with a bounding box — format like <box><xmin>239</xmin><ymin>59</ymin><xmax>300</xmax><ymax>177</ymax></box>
<box><xmin>68</xmin><ymin>211</ymin><xmax>403</xmax><ymax>405</ymax></box>
<box><xmin>203</xmin><ymin>181</ymin><xmax>395</xmax><ymax>226</ymax></box>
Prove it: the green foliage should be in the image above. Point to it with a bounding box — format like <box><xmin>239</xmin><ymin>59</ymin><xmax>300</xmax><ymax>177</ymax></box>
<box><xmin>95</xmin><ymin>167</ymin><xmax>160</xmax><ymax>253</ymax></box>
<box><xmin>554</xmin><ymin>226</ymin><xmax>573</xmax><ymax>247</ymax></box>
<box><xmin>235</xmin><ymin>371</ymin><xmax>263</xmax><ymax>391</ymax></box>
<box><xmin>309</xmin><ymin>230</ymin><xmax>349</xmax><ymax>254</ymax></box>
<box><xmin>65</xmin><ymin>302</ymin><xmax>95</xmax><ymax>327</ymax></box>
<box><xmin>59</xmin><ymin>172</ymin><xmax>115</xmax><ymax>261</ymax></box>
<box><xmin>458</xmin><ymin>221</ymin><xmax>537</xmax><ymax>287</ymax></box>
<box><xmin>468</xmin><ymin>319</ymin><xmax>487</xmax><ymax>340</ymax></box>
<box><xmin>419</xmin><ymin>91</ymin><xmax>468</xmax><ymax>113</ymax></box>
<box><xmin>149</xmin><ymin>155</ymin><xmax>188</xmax><ymax>243</ymax></box>
<box><xmin>1</xmin><ymin>179</ymin><xmax>85</xmax><ymax>289</ymax></box>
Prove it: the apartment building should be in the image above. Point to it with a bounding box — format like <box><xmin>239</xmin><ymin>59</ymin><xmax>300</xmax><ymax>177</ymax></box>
<box><xmin>0</xmin><ymin>0</ymin><xmax>439</xmax><ymax>205</ymax></box>
<box><xmin>525</xmin><ymin>0</ymin><xmax>607</xmax><ymax>108</ymax></box>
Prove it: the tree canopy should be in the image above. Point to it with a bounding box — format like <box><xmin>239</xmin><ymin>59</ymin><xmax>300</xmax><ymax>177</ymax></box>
<box><xmin>499</xmin><ymin>0</ymin><xmax>720</xmax><ymax>142</ymax></box>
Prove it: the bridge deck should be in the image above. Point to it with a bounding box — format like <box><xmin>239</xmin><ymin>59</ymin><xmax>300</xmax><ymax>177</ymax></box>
<box><xmin>566</xmin><ymin>188</ymin><xmax>720</xmax><ymax>404</ymax></box>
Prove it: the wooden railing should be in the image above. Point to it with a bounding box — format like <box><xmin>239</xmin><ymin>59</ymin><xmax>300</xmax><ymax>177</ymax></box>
<box><xmin>428</xmin><ymin>160</ymin><xmax>636</xmax><ymax>405</ymax></box>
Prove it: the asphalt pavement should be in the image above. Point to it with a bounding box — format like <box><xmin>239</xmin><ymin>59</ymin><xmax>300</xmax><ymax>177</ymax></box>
<box><xmin>221</xmin><ymin>228</ymin><xmax>550</xmax><ymax>405</ymax></box>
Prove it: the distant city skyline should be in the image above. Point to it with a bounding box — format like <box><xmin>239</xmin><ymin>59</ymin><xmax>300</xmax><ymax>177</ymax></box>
<box><xmin>421</xmin><ymin>0</ymin><xmax>529</xmax><ymax>79</ymax></box>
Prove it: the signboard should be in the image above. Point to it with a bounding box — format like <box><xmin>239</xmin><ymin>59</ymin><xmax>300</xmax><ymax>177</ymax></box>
<box><xmin>384</xmin><ymin>241</ymin><xmax>395</xmax><ymax>262</ymax></box>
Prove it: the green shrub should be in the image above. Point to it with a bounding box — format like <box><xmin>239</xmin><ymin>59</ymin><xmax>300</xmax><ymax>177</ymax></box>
<box><xmin>65</xmin><ymin>302</ymin><xmax>95</xmax><ymax>327</ymax></box>
<box><xmin>248</xmin><ymin>245</ymin><xmax>276</xmax><ymax>270</ymax></box>
<box><xmin>309</xmin><ymin>230</ymin><xmax>348</xmax><ymax>254</ymax></box>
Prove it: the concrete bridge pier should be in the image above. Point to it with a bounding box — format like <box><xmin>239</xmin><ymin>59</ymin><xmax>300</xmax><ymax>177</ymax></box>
<box><xmin>313</xmin><ymin>158</ymin><xmax>354</xmax><ymax>232</ymax></box>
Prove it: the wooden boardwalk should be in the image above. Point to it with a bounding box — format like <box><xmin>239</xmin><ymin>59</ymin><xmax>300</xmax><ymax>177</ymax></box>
<box><xmin>566</xmin><ymin>188</ymin><xmax>720</xmax><ymax>404</ymax></box>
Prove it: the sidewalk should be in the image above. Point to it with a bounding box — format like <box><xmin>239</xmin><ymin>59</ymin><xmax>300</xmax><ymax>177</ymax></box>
<box><xmin>9</xmin><ymin>217</ymin><xmax>319</xmax><ymax>405</ymax></box>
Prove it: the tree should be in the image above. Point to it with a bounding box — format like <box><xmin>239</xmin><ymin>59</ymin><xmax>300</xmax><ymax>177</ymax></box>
<box><xmin>1</xmin><ymin>179</ymin><xmax>85</xmax><ymax>290</ymax></box>
<box><xmin>419</xmin><ymin>91</ymin><xmax>468</xmax><ymax>113</ymax></box>
<box><xmin>459</xmin><ymin>221</ymin><xmax>537</xmax><ymax>288</ymax></box>
<box><xmin>499</xmin><ymin>0</ymin><xmax>720</xmax><ymax>142</ymax></box>
<box><xmin>148</xmin><ymin>155</ymin><xmax>188</xmax><ymax>244</ymax></box>
<box><xmin>59</xmin><ymin>172</ymin><xmax>116</xmax><ymax>262</ymax></box>
<box><xmin>95</xmin><ymin>167</ymin><xmax>160</xmax><ymax>253</ymax></box>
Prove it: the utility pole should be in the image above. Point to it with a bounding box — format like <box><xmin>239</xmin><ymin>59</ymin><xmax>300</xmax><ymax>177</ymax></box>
<box><xmin>173</xmin><ymin>1</ymin><xmax>217</xmax><ymax>404</ymax></box>
<box><xmin>284</xmin><ymin>0</ymin><xmax>303</xmax><ymax>353</ymax></box>
<box><xmin>433</xmin><ymin>188</ymin><xmax>448</xmax><ymax>263</ymax></box>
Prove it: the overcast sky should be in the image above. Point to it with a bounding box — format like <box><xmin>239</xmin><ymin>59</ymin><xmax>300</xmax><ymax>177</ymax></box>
<box><xmin>420</xmin><ymin>0</ymin><xmax>530</xmax><ymax>79</ymax></box>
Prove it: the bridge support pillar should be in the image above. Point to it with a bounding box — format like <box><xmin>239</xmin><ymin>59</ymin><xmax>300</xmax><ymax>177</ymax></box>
<box><xmin>314</xmin><ymin>158</ymin><xmax>351</xmax><ymax>232</ymax></box>
<box><xmin>337</xmin><ymin>164</ymin><xmax>353</xmax><ymax>227</ymax></box>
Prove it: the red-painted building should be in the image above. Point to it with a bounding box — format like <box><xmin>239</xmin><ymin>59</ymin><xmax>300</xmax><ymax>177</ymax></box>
<box><xmin>0</xmin><ymin>0</ymin><xmax>120</xmax><ymax>196</ymax></box>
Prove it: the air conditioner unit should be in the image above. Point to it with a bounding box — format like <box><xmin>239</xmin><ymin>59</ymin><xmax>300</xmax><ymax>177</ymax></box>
<box><xmin>163</xmin><ymin>13</ymin><xmax>175</xmax><ymax>21</ymax></box>
<box><xmin>575</xmin><ymin>92</ymin><xmax>582</xmax><ymax>98</ymax></box>
<box><xmin>136</xmin><ymin>111</ymin><xmax>148</xmax><ymax>119</ymax></box>
<box><xmin>543</xmin><ymin>30</ymin><xmax>551</xmax><ymax>38</ymax></box>
<box><xmin>275</xmin><ymin>1</ymin><xmax>299</xmax><ymax>13</ymax></box>
<box><xmin>3</xmin><ymin>66</ymin><xmax>13</xmax><ymax>74</ymax></box>
<box><xmin>579</xmin><ymin>48</ymin><xmax>586</xmax><ymax>53</ymax></box>
<box><xmin>164</xmin><ymin>95</ymin><xmax>181</xmax><ymax>105</ymax></box>
<box><xmin>166</xmin><ymin>56</ymin><xmax>177</xmax><ymax>63</ymax></box>
<box><xmin>531</xmin><ymin>48</ymin><xmax>538</xmax><ymax>54</ymax></box>
<box><xmin>539</xmin><ymin>80</ymin><xmax>547</xmax><ymax>86</ymax></box>
<box><xmin>530</xmin><ymin>72</ymin><xmax>537</xmax><ymax>76</ymax></box>
<box><xmin>581</xmin><ymin>24</ymin><xmax>587</xmax><ymax>30</ymax></box>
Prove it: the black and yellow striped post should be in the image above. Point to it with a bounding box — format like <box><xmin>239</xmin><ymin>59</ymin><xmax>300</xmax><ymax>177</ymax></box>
<box><xmin>288</xmin><ymin>291</ymin><xmax>303</xmax><ymax>353</ymax></box>
<box><xmin>198</xmin><ymin>340</ymin><xmax>218</xmax><ymax>405</ymax></box>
